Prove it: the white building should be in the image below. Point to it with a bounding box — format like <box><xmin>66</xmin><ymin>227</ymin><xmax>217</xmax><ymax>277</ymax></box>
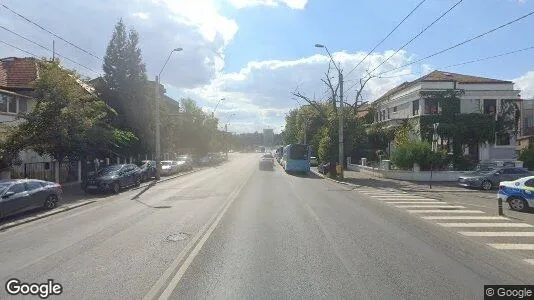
<box><xmin>373</xmin><ymin>70</ymin><xmax>521</xmax><ymax>162</ymax></box>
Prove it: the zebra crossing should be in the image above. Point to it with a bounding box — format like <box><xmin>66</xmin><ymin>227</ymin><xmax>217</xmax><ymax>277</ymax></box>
<box><xmin>356</xmin><ymin>187</ymin><xmax>534</xmax><ymax>267</ymax></box>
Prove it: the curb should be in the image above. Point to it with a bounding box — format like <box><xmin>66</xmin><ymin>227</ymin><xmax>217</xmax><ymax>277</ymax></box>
<box><xmin>0</xmin><ymin>165</ymin><xmax>216</xmax><ymax>232</ymax></box>
<box><xmin>311</xmin><ymin>170</ymin><xmax>355</xmax><ymax>187</ymax></box>
<box><xmin>0</xmin><ymin>200</ymin><xmax>97</xmax><ymax>232</ymax></box>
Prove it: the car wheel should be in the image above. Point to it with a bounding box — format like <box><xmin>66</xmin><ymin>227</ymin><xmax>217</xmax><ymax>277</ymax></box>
<box><xmin>481</xmin><ymin>180</ymin><xmax>492</xmax><ymax>190</ymax></box>
<box><xmin>44</xmin><ymin>195</ymin><xmax>58</xmax><ymax>209</ymax></box>
<box><xmin>509</xmin><ymin>197</ymin><xmax>528</xmax><ymax>211</ymax></box>
<box><xmin>112</xmin><ymin>182</ymin><xmax>120</xmax><ymax>194</ymax></box>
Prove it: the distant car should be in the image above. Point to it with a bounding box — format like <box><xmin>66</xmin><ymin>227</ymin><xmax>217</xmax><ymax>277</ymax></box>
<box><xmin>161</xmin><ymin>161</ymin><xmax>178</xmax><ymax>176</ymax></box>
<box><xmin>0</xmin><ymin>179</ymin><xmax>63</xmax><ymax>218</ymax></box>
<box><xmin>259</xmin><ymin>153</ymin><xmax>275</xmax><ymax>170</ymax></box>
<box><xmin>310</xmin><ymin>156</ymin><xmax>318</xmax><ymax>167</ymax></box>
<box><xmin>198</xmin><ymin>156</ymin><xmax>210</xmax><ymax>166</ymax></box>
<box><xmin>458</xmin><ymin>167</ymin><xmax>530</xmax><ymax>190</ymax></box>
<box><xmin>137</xmin><ymin>160</ymin><xmax>156</xmax><ymax>181</ymax></box>
<box><xmin>83</xmin><ymin>164</ymin><xmax>142</xmax><ymax>194</ymax></box>
<box><xmin>177</xmin><ymin>155</ymin><xmax>194</xmax><ymax>171</ymax></box>
<box><xmin>498</xmin><ymin>176</ymin><xmax>534</xmax><ymax>211</ymax></box>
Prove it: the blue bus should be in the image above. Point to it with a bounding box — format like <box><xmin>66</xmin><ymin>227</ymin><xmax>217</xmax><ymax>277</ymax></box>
<box><xmin>282</xmin><ymin>144</ymin><xmax>310</xmax><ymax>173</ymax></box>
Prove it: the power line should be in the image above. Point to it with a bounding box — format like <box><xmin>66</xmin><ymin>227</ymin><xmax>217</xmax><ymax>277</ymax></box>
<box><xmin>345</xmin><ymin>0</ymin><xmax>427</xmax><ymax>77</ymax></box>
<box><xmin>376</xmin><ymin>9</ymin><xmax>534</xmax><ymax>77</ymax></box>
<box><xmin>344</xmin><ymin>9</ymin><xmax>534</xmax><ymax>97</ymax></box>
<box><xmin>1</xmin><ymin>3</ymin><xmax>102</xmax><ymax>61</ymax></box>
<box><xmin>0</xmin><ymin>40</ymin><xmax>39</xmax><ymax>58</ymax></box>
<box><xmin>377</xmin><ymin>44</ymin><xmax>534</xmax><ymax>79</ymax></box>
<box><xmin>0</xmin><ymin>25</ymin><xmax>100</xmax><ymax>75</ymax></box>
<box><xmin>368</xmin><ymin>0</ymin><xmax>463</xmax><ymax>75</ymax></box>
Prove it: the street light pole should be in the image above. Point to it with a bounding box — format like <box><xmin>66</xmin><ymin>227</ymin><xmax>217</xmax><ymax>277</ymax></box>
<box><xmin>155</xmin><ymin>47</ymin><xmax>182</xmax><ymax>181</ymax></box>
<box><xmin>315</xmin><ymin>43</ymin><xmax>344</xmax><ymax>178</ymax></box>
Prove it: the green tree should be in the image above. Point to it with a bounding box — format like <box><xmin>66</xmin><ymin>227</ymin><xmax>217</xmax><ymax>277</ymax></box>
<box><xmin>9</xmin><ymin>60</ymin><xmax>136</xmax><ymax>164</ymax></box>
<box><xmin>101</xmin><ymin>19</ymin><xmax>150</xmax><ymax>154</ymax></box>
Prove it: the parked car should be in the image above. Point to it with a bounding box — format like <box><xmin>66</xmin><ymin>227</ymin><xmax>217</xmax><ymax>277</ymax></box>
<box><xmin>0</xmin><ymin>179</ymin><xmax>63</xmax><ymax>218</ymax></box>
<box><xmin>137</xmin><ymin>160</ymin><xmax>156</xmax><ymax>182</ymax></box>
<box><xmin>498</xmin><ymin>176</ymin><xmax>534</xmax><ymax>211</ymax></box>
<box><xmin>310</xmin><ymin>156</ymin><xmax>318</xmax><ymax>167</ymax></box>
<box><xmin>161</xmin><ymin>160</ymin><xmax>178</xmax><ymax>176</ymax></box>
<box><xmin>83</xmin><ymin>164</ymin><xmax>142</xmax><ymax>194</ymax></box>
<box><xmin>259</xmin><ymin>153</ymin><xmax>274</xmax><ymax>170</ymax></box>
<box><xmin>198</xmin><ymin>156</ymin><xmax>210</xmax><ymax>166</ymax></box>
<box><xmin>458</xmin><ymin>167</ymin><xmax>530</xmax><ymax>190</ymax></box>
<box><xmin>176</xmin><ymin>155</ymin><xmax>193</xmax><ymax>171</ymax></box>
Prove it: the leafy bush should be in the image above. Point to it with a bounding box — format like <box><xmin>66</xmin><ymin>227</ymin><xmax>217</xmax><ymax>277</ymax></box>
<box><xmin>519</xmin><ymin>147</ymin><xmax>534</xmax><ymax>170</ymax></box>
<box><xmin>390</xmin><ymin>141</ymin><xmax>448</xmax><ymax>171</ymax></box>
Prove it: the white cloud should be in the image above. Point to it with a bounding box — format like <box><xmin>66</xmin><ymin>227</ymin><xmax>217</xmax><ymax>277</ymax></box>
<box><xmin>515</xmin><ymin>71</ymin><xmax>534</xmax><ymax>99</ymax></box>
<box><xmin>132</xmin><ymin>12</ymin><xmax>150</xmax><ymax>20</ymax></box>
<box><xmin>227</xmin><ymin>0</ymin><xmax>308</xmax><ymax>9</ymax></box>
<box><xmin>183</xmin><ymin>50</ymin><xmax>417</xmax><ymax>133</ymax></box>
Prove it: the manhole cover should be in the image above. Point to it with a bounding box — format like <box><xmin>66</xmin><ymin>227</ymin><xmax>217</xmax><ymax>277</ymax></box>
<box><xmin>166</xmin><ymin>233</ymin><xmax>190</xmax><ymax>242</ymax></box>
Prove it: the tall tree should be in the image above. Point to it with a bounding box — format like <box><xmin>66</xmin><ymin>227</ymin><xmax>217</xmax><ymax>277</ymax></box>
<box><xmin>101</xmin><ymin>19</ymin><xmax>150</xmax><ymax>154</ymax></box>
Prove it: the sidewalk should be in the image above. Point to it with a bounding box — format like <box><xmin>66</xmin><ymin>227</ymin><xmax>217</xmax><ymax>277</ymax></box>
<box><xmin>313</xmin><ymin>167</ymin><xmax>486</xmax><ymax>194</ymax></box>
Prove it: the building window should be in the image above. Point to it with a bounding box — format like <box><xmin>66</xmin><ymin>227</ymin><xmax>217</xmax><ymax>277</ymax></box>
<box><xmin>484</xmin><ymin>99</ymin><xmax>496</xmax><ymax>114</ymax></box>
<box><xmin>393</xmin><ymin>106</ymin><xmax>397</xmax><ymax>113</ymax></box>
<box><xmin>8</xmin><ymin>97</ymin><xmax>17</xmax><ymax>113</ymax></box>
<box><xmin>412</xmin><ymin>99</ymin><xmax>419</xmax><ymax>116</ymax></box>
<box><xmin>387</xmin><ymin>108</ymin><xmax>390</xmax><ymax>119</ymax></box>
<box><xmin>424</xmin><ymin>98</ymin><xmax>439</xmax><ymax>115</ymax></box>
<box><xmin>496</xmin><ymin>132</ymin><xmax>511</xmax><ymax>146</ymax></box>
<box><xmin>18</xmin><ymin>98</ymin><xmax>27</xmax><ymax>112</ymax></box>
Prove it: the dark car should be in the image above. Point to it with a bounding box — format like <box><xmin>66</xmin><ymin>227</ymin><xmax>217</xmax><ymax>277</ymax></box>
<box><xmin>0</xmin><ymin>179</ymin><xmax>63</xmax><ymax>218</ymax></box>
<box><xmin>259</xmin><ymin>153</ymin><xmax>275</xmax><ymax>170</ymax></box>
<box><xmin>83</xmin><ymin>164</ymin><xmax>142</xmax><ymax>194</ymax></box>
<box><xmin>137</xmin><ymin>160</ymin><xmax>156</xmax><ymax>182</ymax></box>
<box><xmin>458</xmin><ymin>167</ymin><xmax>530</xmax><ymax>190</ymax></box>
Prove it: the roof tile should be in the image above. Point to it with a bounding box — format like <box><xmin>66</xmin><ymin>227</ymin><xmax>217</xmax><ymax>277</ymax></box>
<box><xmin>0</xmin><ymin>57</ymin><xmax>39</xmax><ymax>88</ymax></box>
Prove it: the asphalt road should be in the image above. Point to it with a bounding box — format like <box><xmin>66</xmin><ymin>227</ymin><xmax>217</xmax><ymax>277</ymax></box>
<box><xmin>1</xmin><ymin>153</ymin><xmax>533</xmax><ymax>299</ymax></box>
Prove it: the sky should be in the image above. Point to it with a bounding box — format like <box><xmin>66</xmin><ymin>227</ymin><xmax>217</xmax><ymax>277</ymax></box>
<box><xmin>1</xmin><ymin>0</ymin><xmax>533</xmax><ymax>133</ymax></box>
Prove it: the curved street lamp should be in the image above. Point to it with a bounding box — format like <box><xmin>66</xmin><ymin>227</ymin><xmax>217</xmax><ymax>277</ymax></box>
<box><xmin>155</xmin><ymin>47</ymin><xmax>182</xmax><ymax>180</ymax></box>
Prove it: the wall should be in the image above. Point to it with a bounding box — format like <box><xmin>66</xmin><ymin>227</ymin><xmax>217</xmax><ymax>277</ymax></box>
<box><xmin>347</xmin><ymin>163</ymin><xmax>471</xmax><ymax>182</ymax></box>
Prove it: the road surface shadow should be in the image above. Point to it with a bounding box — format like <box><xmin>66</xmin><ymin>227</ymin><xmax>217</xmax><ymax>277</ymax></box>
<box><xmin>130</xmin><ymin>180</ymin><xmax>172</xmax><ymax>209</ymax></box>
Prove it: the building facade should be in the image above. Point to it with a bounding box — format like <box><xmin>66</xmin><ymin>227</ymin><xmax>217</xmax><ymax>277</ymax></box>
<box><xmin>372</xmin><ymin>70</ymin><xmax>521</xmax><ymax>163</ymax></box>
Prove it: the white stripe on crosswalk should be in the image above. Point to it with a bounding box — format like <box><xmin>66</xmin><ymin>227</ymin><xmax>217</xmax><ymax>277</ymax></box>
<box><xmin>371</xmin><ymin>195</ymin><xmax>421</xmax><ymax>198</ymax></box>
<box><xmin>488</xmin><ymin>244</ymin><xmax>534</xmax><ymax>250</ymax></box>
<box><xmin>408</xmin><ymin>210</ymin><xmax>484</xmax><ymax>213</ymax></box>
<box><xmin>377</xmin><ymin>198</ymin><xmax>436</xmax><ymax>201</ymax></box>
<box><xmin>396</xmin><ymin>205</ymin><xmax>466</xmax><ymax>209</ymax></box>
<box><xmin>459</xmin><ymin>231</ymin><xmax>534</xmax><ymax>237</ymax></box>
<box><xmin>438</xmin><ymin>223</ymin><xmax>533</xmax><ymax>228</ymax></box>
<box><xmin>525</xmin><ymin>259</ymin><xmax>534</xmax><ymax>265</ymax></box>
<box><xmin>423</xmin><ymin>216</ymin><xmax>509</xmax><ymax>220</ymax></box>
<box><xmin>387</xmin><ymin>201</ymin><xmax>442</xmax><ymax>204</ymax></box>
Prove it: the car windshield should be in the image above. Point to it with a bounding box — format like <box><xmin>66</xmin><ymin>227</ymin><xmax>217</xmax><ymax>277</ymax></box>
<box><xmin>263</xmin><ymin>154</ymin><xmax>273</xmax><ymax>158</ymax></box>
<box><xmin>471</xmin><ymin>168</ymin><xmax>497</xmax><ymax>175</ymax></box>
<box><xmin>0</xmin><ymin>182</ymin><xmax>12</xmax><ymax>194</ymax></box>
<box><xmin>98</xmin><ymin>165</ymin><xmax>122</xmax><ymax>175</ymax></box>
<box><xmin>162</xmin><ymin>161</ymin><xmax>172</xmax><ymax>166</ymax></box>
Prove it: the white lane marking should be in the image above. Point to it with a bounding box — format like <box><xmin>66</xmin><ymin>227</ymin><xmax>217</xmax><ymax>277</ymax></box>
<box><xmin>143</xmin><ymin>169</ymin><xmax>254</xmax><ymax>300</ymax></box>
<box><xmin>488</xmin><ymin>244</ymin><xmax>534</xmax><ymax>250</ymax></box>
<box><xmin>459</xmin><ymin>231</ymin><xmax>534</xmax><ymax>237</ymax></box>
<box><xmin>525</xmin><ymin>259</ymin><xmax>534</xmax><ymax>265</ymax></box>
<box><xmin>377</xmin><ymin>198</ymin><xmax>437</xmax><ymax>201</ymax></box>
<box><xmin>386</xmin><ymin>201</ymin><xmax>443</xmax><ymax>204</ymax></box>
<box><xmin>438</xmin><ymin>223</ymin><xmax>533</xmax><ymax>228</ymax></box>
<box><xmin>423</xmin><ymin>216</ymin><xmax>509</xmax><ymax>220</ymax></box>
<box><xmin>408</xmin><ymin>210</ymin><xmax>485</xmax><ymax>213</ymax></box>
<box><xmin>395</xmin><ymin>205</ymin><xmax>466</xmax><ymax>209</ymax></box>
<box><xmin>370</xmin><ymin>195</ymin><xmax>421</xmax><ymax>198</ymax></box>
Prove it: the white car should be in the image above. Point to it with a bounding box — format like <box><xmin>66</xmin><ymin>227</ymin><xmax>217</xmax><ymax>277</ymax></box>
<box><xmin>161</xmin><ymin>161</ymin><xmax>178</xmax><ymax>175</ymax></box>
<box><xmin>310</xmin><ymin>156</ymin><xmax>318</xmax><ymax>167</ymax></box>
<box><xmin>497</xmin><ymin>176</ymin><xmax>534</xmax><ymax>211</ymax></box>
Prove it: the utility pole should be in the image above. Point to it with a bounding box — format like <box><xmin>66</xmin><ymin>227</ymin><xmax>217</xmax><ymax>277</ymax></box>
<box><xmin>338</xmin><ymin>70</ymin><xmax>344</xmax><ymax>179</ymax></box>
<box><xmin>155</xmin><ymin>75</ymin><xmax>161</xmax><ymax>180</ymax></box>
<box><xmin>52</xmin><ymin>40</ymin><xmax>55</xmax><ymax>60</ymax></box>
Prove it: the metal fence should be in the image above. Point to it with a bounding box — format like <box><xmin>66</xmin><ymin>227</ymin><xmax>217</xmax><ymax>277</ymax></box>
<box><xmin>11</xmin><ymin>162</ymin><xmax>54</xmax><ymax>182</ymax></box>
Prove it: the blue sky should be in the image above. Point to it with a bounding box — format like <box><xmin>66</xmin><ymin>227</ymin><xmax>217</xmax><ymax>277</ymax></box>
<box><xmin>1</xmin><ymin>0</ymin><xmax>534</xmax><ymax>133</ymax></box>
